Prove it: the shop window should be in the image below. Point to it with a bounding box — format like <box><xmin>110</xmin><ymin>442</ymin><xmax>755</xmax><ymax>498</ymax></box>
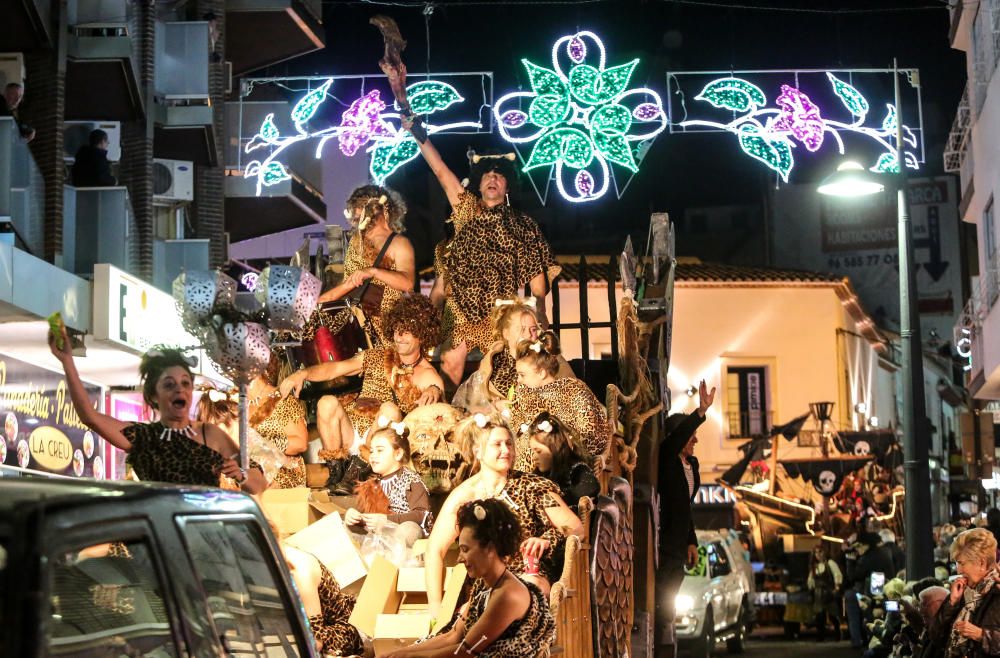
<box><xmin>726</xmin><ymin>366</ymin><xmax>769</xmax><ymax>438</ymax></box>
<box><xmin>180</xmin><ymin>519</ymin><xmax>303</xmax><ymax>656</ymax></box>
<box><xmin>46</xmin><ymin>541</ymin><xmax>178</xmax><ymax>657</ymax></box>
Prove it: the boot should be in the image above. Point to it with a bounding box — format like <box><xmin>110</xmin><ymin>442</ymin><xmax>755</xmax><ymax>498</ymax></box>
<box><xmin>318</xmin><ymin>448</ymin><xmax>349</xmax><ymax>493</ymax></box>
<box><xmin>333</xmin><ymin>454</ymin><xmax>373</xmax><ymax>496</ymax></box>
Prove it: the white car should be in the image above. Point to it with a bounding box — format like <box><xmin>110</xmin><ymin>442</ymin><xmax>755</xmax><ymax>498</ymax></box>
<box><xmin>674</xmin><ymin>529</ymin><xmax>755</xmax><ymax>657</ymax></box>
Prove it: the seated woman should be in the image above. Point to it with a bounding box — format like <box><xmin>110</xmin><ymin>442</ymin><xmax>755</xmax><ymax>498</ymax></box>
<box><xmin>508</xmin><ymin>331</ymin><xmax>612</xmax><ymax>471</ymax></box>
<box><xmin>345</xmin><ymin>419</ymin><xmax>433</xmax><ymax>547</ymax></box>
<box><xmin>522</xmin><ymin>411</ymin><xmax>600</xmax><ymax>511</ymax></box>
<box><xmin>248</xmin><ymin>352</ymin><xmax>309</xmax><ymax>488</ymax></box>
<box><xmin>454</xmin><ymin>299</ymin><xmax>573</xmax><ymax>411</ymax></box>
<box><xmin>424</xmin><ymin>414</ymin><xmax>583</xmax><ymax>617</ymax></box>
<box><xmin>279</xmin><ymin>534</ymin><xmax>366</xmax><ymax>656</ymax></box>
<box><xmin>926</xmin><ymin>527</ymin><xmax>1000</xmax><ymax>657</ymax></box>
<box><xmin>386</xmin><ymin>499</ymin><xmax>556</xmax><ymax>658</ymax></box>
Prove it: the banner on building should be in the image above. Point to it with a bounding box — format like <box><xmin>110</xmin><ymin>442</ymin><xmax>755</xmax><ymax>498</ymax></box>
<box><xmin>0</xmin><ymin>353</ymin><xmax>105</xmax><ymax>478</ymax></box>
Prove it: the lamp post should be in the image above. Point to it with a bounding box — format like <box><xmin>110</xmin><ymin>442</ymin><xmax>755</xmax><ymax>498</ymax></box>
<box><xmin>818</xmin><ymin>61</ymin><xmax>932</xmax><ymax>579</ymax></box>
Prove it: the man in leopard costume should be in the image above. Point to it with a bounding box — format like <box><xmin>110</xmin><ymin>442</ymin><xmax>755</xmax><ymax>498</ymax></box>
<box><xmin>278</xmin><ymin>294</ymin><xmax>444</xmax><ymax>492</ymax></box>
<box><xmin>403</xmin><ymin>115</ymin><xmax>560</xmax><ymax>389</ymax></box>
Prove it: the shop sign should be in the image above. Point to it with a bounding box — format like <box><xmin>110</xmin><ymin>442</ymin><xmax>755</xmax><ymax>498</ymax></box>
<box><xmin>693</xmin><ymin>484</ymin><xmax>738</xmax><ymax>506</ymax></box>
<box><xmin>0</xmin><ymin>353</ymin><xmax>104</xmax><ymax>477</ymax></box>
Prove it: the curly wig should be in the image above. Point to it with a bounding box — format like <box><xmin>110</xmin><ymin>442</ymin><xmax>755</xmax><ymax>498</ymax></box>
<box><xmin>345</xmin><ymin>184</ymin><xmax>407</xmax><ymax>232</ymax></box>
<box><xmin>195</xmin><ymin>384</ymin><xmax>238</xmax><ymax>426</ymax></box>
<box><xmin>457</xmin><ymin>498</ymin><xmax>522</xmax><ymax>558</ymax></box>
<box><xmin>381</xmin><ymin>294</ymin><xmax>442</xmax><ymax>353</ymax></box>
<box><xmin>139</xmin><ymin>345</ymin><xmax>196</xmax><ymax>409</ymax></box>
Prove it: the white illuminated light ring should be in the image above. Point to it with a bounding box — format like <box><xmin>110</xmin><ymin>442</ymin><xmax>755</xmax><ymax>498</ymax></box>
<box><xmin>493</xmin><ymin>91</ymin><xmax>552</xmax><ymax>143</ymax></box>
<box><xmin>616</xmin><ymin>87</ymin><xmax>669</xmax><ymax>141</ymax></box>
<box><xmin>555</xmin><ymin>157</ymin><xmax>609</xmax><ymax>203</ymax></box>
<box><xmin>550</xmin><ymin>31</ymin><xmax>607</xmax><ymax>80</ymax></box>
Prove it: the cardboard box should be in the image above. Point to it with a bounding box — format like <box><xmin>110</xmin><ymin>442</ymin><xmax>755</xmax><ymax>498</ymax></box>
<box><xmin>350</xmin><ymin>556</ymin><xmax>403</xmax><ymax>637</ymax></box>
<box><xmin>286</xmin><ymin>511</ymin><xmax>368</xmax><ymax>589</ymax></box>
<box><xmin>375</xmin><ymin>613</ymin><xmax>433</xmax><ymax>639</ymax></box>
<box><xmin>373</xmin><ymin>638</ymin><xmax>412</xmax><ymax>655</ymax></box>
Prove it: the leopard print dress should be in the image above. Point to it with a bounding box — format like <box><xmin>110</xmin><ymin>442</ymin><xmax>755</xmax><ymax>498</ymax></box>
<box><xmin>342</xmin><ymin>230</ymin><xmax>401</xmax><ymax>346</ymax></box>
<box><xmin>439</xmin><ymin>192</ymin><xmax>560</xmax><ymax>354</ymax></box>
<box><xmin>510</xmin><ymin>379</ymin><xmax>612</xmax><ymax>472</ymax></box>
<box><xmin>345</xmin><ymin>346</ymin><xmax>421</xmax><ymax>438</ymax></box>
<box><xmin>464</xmin><ymin>578</ymin><xmax>556</xmax><ymax>658</ymax></box>
<box><xmin>123</xmin><ymin>422</ymin><xmax>225</xmax><ymax>486</ymax></box>
<box><xmin>494</xmin><ymin>470</ymin><xmax>567</xmax><ymax>583</ymax></box>
<box><xmin>308</xmin><ymin>561</ymin><xmax>363</xmax><ymax>656</ymax></box>
<box><xmin>253</xmin><ymin>396</ymin><xmax>307</xmax><ymax>488</ymax></box>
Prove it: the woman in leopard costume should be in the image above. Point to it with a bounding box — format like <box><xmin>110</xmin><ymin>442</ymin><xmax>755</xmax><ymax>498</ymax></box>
<box><xmin>47</xmin><ymin>330</ymin><xmax>265</xmax><ymax>492</ymax></box>
<box><xmin>248</xmin><ymin>352</ymin><xmax>308</xmax><ymax>488</ymax></box>
<box><xmin>509</xmin><ymin>331</ymin><xmax>612</xmax><ymax>471</ymax></box>
<box><xmin>423</xmin><ymin>413</ymin><xmax>583</xmax><ymax>616</ymax></box>
<box><xmin>313</xmin><ymin>185</ymin><xmax>414</xmax><ymax>346</ymax></box>
<box><xmin>282</xmin><ymin>541</ymin><xmax>364</xmax><ymax>655</ymax></box>
<box><xmin>385</xmin><ymin>499</ymin><xmax>555</xmax><ymax>658</ymax></box>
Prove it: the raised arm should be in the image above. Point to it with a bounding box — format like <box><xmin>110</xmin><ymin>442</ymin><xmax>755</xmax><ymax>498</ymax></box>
<box><xmin>48</xmin><ymin>326</ymin><xmax>132</xmax><ymax>451</ymax></box>
<box><xmin>407</xmin><ymin>119</ymin><xmax>464</xmax><ymax>208</ymax></box>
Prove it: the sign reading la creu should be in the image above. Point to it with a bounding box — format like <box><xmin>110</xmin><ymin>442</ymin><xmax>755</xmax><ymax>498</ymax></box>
<box><xmin>0</xmin><ymin>355</ymin><xmax>103</xmax><ymax>477</ymax></box>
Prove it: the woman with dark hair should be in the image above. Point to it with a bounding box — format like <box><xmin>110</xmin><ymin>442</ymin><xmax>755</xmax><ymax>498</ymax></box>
<box><xmin>386</xmin><ymin>499</ymin><xmax>556</xmax><ymax>658</ymax></box>
<box><xmin>508</xmin><ymin>331</ymin><xmax>611</xmax><ymax>466</ymax></box>
<box><xmin>423</xmin><ymin>414</ymin><xmax>583</xmax><ymax>618</ymax></box>
<box><xmin>315</xmin><ymin>185</ymin><xmax>415</xmax><ymax>345</ymax></box>
<box><xmin>522</xmin><ymin>412</ymin><xmax>600</xmax><ymax>510</ymax></box>
<box><xmin>48</xmin><ymin>325</ymin><xmax>266</xmax><ymax>492</ymax></box>
<box><xmin>808</xmin><ymin>544</ymin><xmax>844</xmax><ymax>641</ymax></box>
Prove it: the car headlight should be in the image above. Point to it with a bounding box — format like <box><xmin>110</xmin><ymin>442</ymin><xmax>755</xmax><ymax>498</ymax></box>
<box><xmin>675</xmin><ymin>594</ymin><xmax>695</xmax><ymax>615</ymax></box>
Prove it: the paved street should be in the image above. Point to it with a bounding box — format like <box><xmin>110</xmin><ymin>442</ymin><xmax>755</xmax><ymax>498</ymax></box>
<box><xmin>740</xmin><ymin>636</ymin><xmax>855</xmax><ymax>657</ymax></box>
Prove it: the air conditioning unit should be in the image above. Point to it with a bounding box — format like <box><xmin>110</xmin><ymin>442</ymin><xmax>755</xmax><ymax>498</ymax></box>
<box><xmin>0</xmin><ymin>53</ymin><xmax>24</xmax><ymax>89</ymax></box>
<box><xmin>64</xmin><ymin>121</ymin><xmax>122</xmax><ymax>162</ymax></box>
<box><xmin>153</xmin><ymin>158</ymin><xmax>194</xmax><ymax>203</ymax></box>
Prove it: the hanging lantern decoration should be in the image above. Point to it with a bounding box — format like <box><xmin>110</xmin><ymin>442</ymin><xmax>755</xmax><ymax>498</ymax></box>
<box><xmin>256</xmin><ymin>265</ymin><xmax>322</xmax><ymax>331</ymax></box>
<box><xmin>205</xmin><ymin>322</ymin><xmax>272</xmax><ymax>382</ymax></box>
<box><xmin>172</xmin><ymin>270</ymin><xmax>238</xmax><ymax>335</ymax></box>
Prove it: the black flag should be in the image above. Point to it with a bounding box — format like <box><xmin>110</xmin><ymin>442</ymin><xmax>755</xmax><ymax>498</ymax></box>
<box><xmin>781</xmin><ymin>456</ymin><xmax>872</xmax><ymax>497</ymax></box>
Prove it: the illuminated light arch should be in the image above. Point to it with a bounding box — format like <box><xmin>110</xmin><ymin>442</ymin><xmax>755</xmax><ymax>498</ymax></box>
<box><xmin>241</xmin><ymin>77</ymin><xmax>486</xmax><ymax>195</ymax></box>
<box><xmin>493</xmin><ymin>30</ymin><xmax>667</xmax><ymax>204</ymax></box>
<box><xmin>669</xmin><ymin>69</ymin><xmax>924</xmax><ymax>183</ymax></box>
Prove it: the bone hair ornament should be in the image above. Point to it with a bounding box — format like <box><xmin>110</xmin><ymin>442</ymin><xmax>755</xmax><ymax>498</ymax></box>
<box><xmin>473</xmin><ymin>413</ymin><xmax>489</xmax><ymax>429</ymax></box>
<box><xmin>536</xmin><ymin>419</ymin><xmax>553</xmax><ymax>433</ymax></box>
<box><xmin>389</xmin><ymin>421</ymin><xmax>407</xmax><ymax>437</ymax></box>
<box><xmin>529</xmin><ymin>341</ymin><xmax>543</xmax><ymax>353</ymax></box>
<box><xmin>473</xmin><ymin>503</ymin><xmax>487</xmax><ymax>520</ymax></box>
<box><xmin>494</xmin><ymin>297</ymin><xmax>537</xmax><ymax>309</ymax></box>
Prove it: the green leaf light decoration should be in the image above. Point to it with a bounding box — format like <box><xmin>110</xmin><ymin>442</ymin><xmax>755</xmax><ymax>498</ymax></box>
<box><xmin>695</xmin><ymin>77</ymin><xmax>767</xmax><ymax>113</ymax></box>
<box><xmin>738</xmin><ymin>124</ymin><xmax>794</xmax><ymax>183</ymax></box>
<box><xmin>291</xmin><ymin>78</ymin><xmax>333</xmax><ymax>127</ymax></box>
<box><xmin>493</xmin><ymin>31</ymin><xmax>667</xmax><ymax>203</ymax></box>
<box><xmin>370</xmin><ymin>137</ymin><xmax>420</xmax><ymax>183</ymax></box>
<box><xmin>826</xmin><ymin>72</ymin><xmax>869</xmax><ymax>119</ymax></box>
<box><xmin>261</xmin><ymin>161</ymin><xmax>291</xmax><ymax>186</ymax></box>
<box><xmin>881</xmin><ymin>104</ymin><xmax>897</xmax><ymax>133</ymax></box>
<box><xmin>400</xmin><ymin>80</ymin><xmax>463</xmax><ymax>115</ymax></box>
<box><xmin>870</xmin><ymin>152</ymin><xmax>900</xmax><ymax>174</ymax></box>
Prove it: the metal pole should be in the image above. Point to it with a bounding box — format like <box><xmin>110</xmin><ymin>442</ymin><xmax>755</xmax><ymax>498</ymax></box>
<box><xmin>238</xmin><ymin>381</ymin><xmax>249</xmax><ymax>472</ymax></box>
<box><xmin>895</xmin><ymin>59</ymin><xmax>933</xmax><ymax>578</ymax></box>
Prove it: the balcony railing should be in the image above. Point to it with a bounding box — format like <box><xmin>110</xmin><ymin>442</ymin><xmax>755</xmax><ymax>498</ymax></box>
<box><xmin>0</xmin><ymin>118</ymin><xmax>45</xmax><ymax>257</ymax></box>
<box><xmin>944</xmin><ymin>83</ymin><xmax>971</xmax><ymax>174</ymax></box>
<box><xmin>62</xmin><ymin>185</ymin><xmax>136</xmax><ymax>276</ymax></box>
<box><xmin>971</xmin><ymin>0</ymin><xmax>1000</xmax><ymax>117</ymax></box>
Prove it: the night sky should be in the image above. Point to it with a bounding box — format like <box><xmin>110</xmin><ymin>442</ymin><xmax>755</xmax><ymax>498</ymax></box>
<box><xmin>256</xmin><ymin>0</ymin><xmax>966</xmax><ymax>265</ymax></box>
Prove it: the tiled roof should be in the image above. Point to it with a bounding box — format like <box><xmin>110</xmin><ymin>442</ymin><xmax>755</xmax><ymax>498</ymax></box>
<box><xmin>552</xmin><ymin>257</ymin><xmax>844</xmax><ymax>285</ymax></box>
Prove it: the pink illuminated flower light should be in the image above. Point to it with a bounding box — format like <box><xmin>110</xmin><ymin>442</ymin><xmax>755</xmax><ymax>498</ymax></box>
<box><xmin>338</xmin><ymin>89</ymin><xmax>392</xmax><ymax>157</ymax></box>
<box><xmin>771</xmin><ymin>84</ymin><xmax>825</xmax><ymax>152</ymax></box>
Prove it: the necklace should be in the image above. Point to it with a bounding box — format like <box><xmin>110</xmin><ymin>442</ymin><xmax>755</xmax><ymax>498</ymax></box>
<box><xmin>249</xmin><ymin>389</ymin><xmax>281</xmax><ymax>408</ymax></box>
<box><xmin>487</xmin><ymin>568</ymin><xmax>510</xmax><ymax>591</ymax></box>
<box><xmin>158</xmin><ymin>422</ymin><xmax>195</xmax><ymax>442</ymax></box>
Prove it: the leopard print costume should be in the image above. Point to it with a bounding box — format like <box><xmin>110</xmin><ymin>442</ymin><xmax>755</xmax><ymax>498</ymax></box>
<box><xmin>510</xmin><ymin>379</ymin><xmax>611</xmax><ymax>472</ymax></box>
<box><xmin>308</xmin><ymin>561</ymin><xmax>363</xmax><ymax>656</ymax></box>
<box><xmin>439</xmin><ymin>192</ymin><xmax>560</xmax><ymax>354</ymax></box>
<box><xmin>253</xmin><ymin>396</ymin><xmax>307</xmax><ymax>488</ymax></box>
<box><xmin>489</xmin><ymin>350</ymin><xmax>517</xmax><ymax>399</ymax></box>
<box><xmin>380</xmin><ymin>467</ymin><xmax>434</xmax><ymax>532</ymax></box>
<box><xmin>464</xmin><ymin>578</ymin><xmax>556</xmax><ymax>658</ymax></box>
<box><xmin>342</xmin><ymin>230</ymin><xmax>401</xmax><ymax>345</ymax></box>
<box><xmin>493</xmin><ymin>470</ymin><xmax>566</xmax><ymax>583</ymax></box>
<box><xmin>123</xmin><ymin>422</ymin><xmax>226</xmax><ymax>486</ymax></box>
<box><xmin>345</xmin><ymin>346</ymin><xmax>421</xmax><ymax>438</ymax></box>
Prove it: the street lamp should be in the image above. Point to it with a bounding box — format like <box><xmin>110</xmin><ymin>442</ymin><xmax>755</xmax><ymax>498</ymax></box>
<box><xmin>817</xmin><ymin>61</ymin><xmax>932</xmax><ymax>579</ymax></box>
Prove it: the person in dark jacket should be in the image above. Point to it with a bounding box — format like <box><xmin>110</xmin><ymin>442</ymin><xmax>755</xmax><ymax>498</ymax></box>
<box><xmin>654</xmin><ymin>379</ymin><xmax>715</xmax><ymax>658</ymax></box>
<box><xmin>845</xmin><ymin>532</ymin><xmax>898</xmax><ymax>648</ymax></box>
<box><xmin>524</xmin><ymin>410</ymin><xmax>600</xmax><ymax>511</ymax></box>
<box><xmin>72</xmin><ymin>129</ymin><xmax>117</xmax><ymax>187</ymax></box>
<box><xmin>926</xmin><ymin>528</ymin><xmax>1000</xmax><ymax>658</ymax></box>
<box><xmin>0</xmin><ymin>82</ymin><xmax>35</xmax><ymax>141</ymax></box>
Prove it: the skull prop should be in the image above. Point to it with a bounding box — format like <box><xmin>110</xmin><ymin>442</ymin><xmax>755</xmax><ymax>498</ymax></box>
<box><xmin>854</xmin><ymin>440</ymin><xmax>872</xmax><ymax>456</ymax></box>
<box><xmin>817</xmin><ymin>470</ymin><xmax>838</xmax><ymax>495</ymax></box>
<box><xmin>402</xmin><ymin>403</ymin><xmax>468</xmax><ymax>493</ymax></box>
<box><xmin>256</xmin><ymin>265</ymin><xmax>322</xmax><ymax>332</ymax></box>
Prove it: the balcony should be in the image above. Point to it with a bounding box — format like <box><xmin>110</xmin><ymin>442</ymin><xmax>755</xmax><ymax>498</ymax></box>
<box><xmin>153</xmin><ymin>238</ymin><xmax>209</xmax><ymax>292</ymax></box>
<box><xmin>0</xmin><ymin>119</ymin><xmax>45</xmax><ymax>258</ymax></box>
<box><xmin>226</xmin><ymin>0</ymin><xmax>324</xmax><ymax>76</ymax></box>
<box><xmin>153</xmin><ymin>21</ymin><xmax>216</xmax><ymax>165</ymax></box>
<box><xmin>0</xmin><ymin>0</ymin><xmax>53</xmax><ymax>50</ymax></box>
<box><xmin>62</xmin><ymin>185</ymin><xmax>136</xmax><ymax>276</ymax></box>
<box><xmin>65</xmin><ymin>0</ymin><xmax>142</xmax><ymax>121</ymax></box>
<box><xmin>725</xmin><ymin>410</ymin><xmax>774</xmax><ymax>440</ymax></box>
